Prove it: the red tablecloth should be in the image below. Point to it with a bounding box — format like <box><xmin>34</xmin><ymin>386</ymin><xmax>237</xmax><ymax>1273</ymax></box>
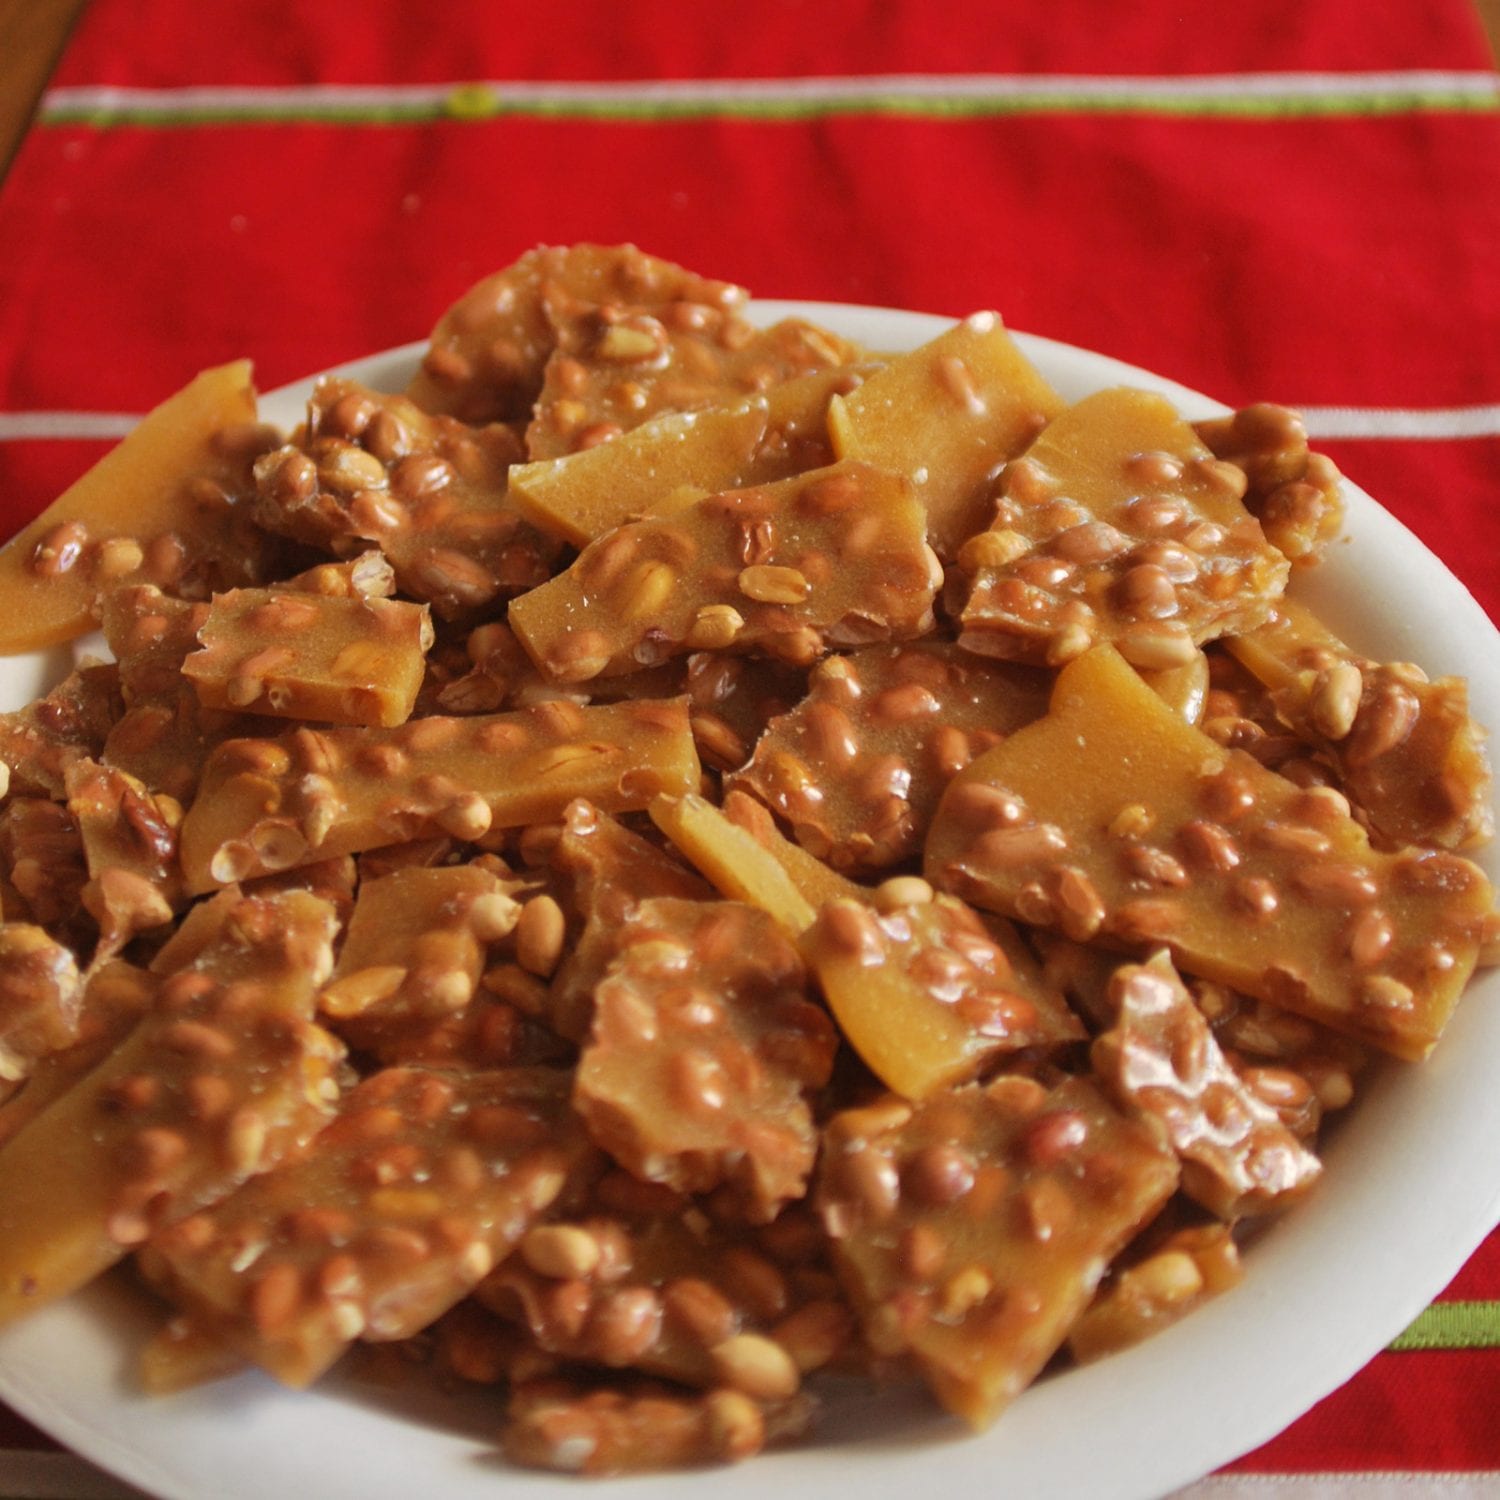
<box><xmin>0</xmin><ymin>1</ymin><xmax>1497</xmax><ymax>1495</ymax></box>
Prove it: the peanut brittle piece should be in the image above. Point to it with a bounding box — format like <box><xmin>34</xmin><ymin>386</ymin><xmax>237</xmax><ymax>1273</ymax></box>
<box><xmin>319</xmin><ymin>864</ymin><xmax>516</xmax><ymax>1059</ymax></box>
<box><xmin>179</xmin><ymin>697</ymin><xmax>701</xmax><ymax>893</ymax></box>
<box><xmin>0</xmin><ymin>362</ymin><xmax>279</xmax><ymax>653</ymax></box>
<box><xmin>252</xmin><ymin>379</ymin><xmax>558</xmax><ymax>619</ymax></box>
<box><xmin>480</xmin><ymin>1210</ymin><xmax>852</xmax><ymax>1393</ymax></box>
<box><xmin>815</xmin><ymin>1078</ymin><xmax>1179</xmax><ymax>1428</ymax></box>
<box><xmin>1193</xmin><ymin>404</ymin><xmax>1344</xmax><ymax>565</ymax></box>
<box><xmin>510</xmin><ymin>461</ymin><xmax>939</xmax><ymax>683</ymax></box>
<box><xmin>144</xmin><ymin>1066</ymin><xmax>596</xmax><ymax>1386</ymax></box>
<box><xmin>182</xmin><ymin>586</ymin><xmax>432</xmax><ymax>728</ymax></box>
<box><xmin>1068</xmin><ymin>1223</ymin><xmax>1243</xmax><ymax>1364</ymax></box>
<box><xmin>730</xmin><ymin>641</ymin><xmax>1048</xmax><ymax>871</ymax></box>
<box><xmin>955</xmin><ymin>387</ymin><xmax>1290</xmax><ymax>669</ymax></box>
<box><xmin>0</xmin><ymin>890</ymin><xmax>343</xmax><ymax>1325</ymax></box>
<box><xmin>64</xmin><ymin>759</ymin><xmax>183</xmax><ymax>955</ymax></box>
<box><xmin>1092</xmin><ymin>952</ymin><xmax>1321</xmax><ymax>1219</ymax></box>
<box><xmin>1229</xmin><ymin>599</ymin><xmax>1494</xmax><ymax>851</ymax></box>
<box><xmin>407</xmin><ymin>243</ymin><xmax>748</xmax><ymax>425</ymax></box>
<box><xmin>1</xmin><ymin>798</ymin><xmax>89</xmax><ymax>936</ymax></box>
<box><xmin>718</xmin><ymin>789</ymin><xmax>866</xmax><ymax>913</ymax></box>
<box><xmin>0</xmin><ymin>663</ymin><xmax>122</xmax><ymax>799</ymax></box>
<box><xmin>926</xmin><ymin>645</ymin><xmax>1495</xmax><ymax>1060</ymax></box>
<box><xmin>0</xmin><ymin>925</ymin><xmax>83</xmax><ymax>1086</ymax></box>
<box><xmin>828</xmin><ymin>311</ymin><xmax>1065</xmax><ymax>559</ymax></box>
<box><xmin>683</xmin><ymin>651</ymin><xmax>807</xmax><ymax>772</ymax></box>
<box><xmin>101</xmin><ymin>585</ymin><xmax>211</xmax><ymax>703</ymax></box>
<box><xmin>527</xmin><ymin>304</ymin><xmax>860</xmax><ymax>460</ymax></box>
<box><xmin>502</xmin><ymin>1377</ymin><xmax>815</xmax><ymax>1476</ymax></box>
<box><xmin>802</xmin><ymin>886</ymin><xmax>1084</xmax><ymax>1101</ymax></box>
<box><xmin>511</xmin><ymin>366</ymin><xmax>868</xmax><ymax>547</ymax></box>
<box><xmin>576</xmin><ymin>898</ymin><xmax>837</xmax><ymax>1222</ymax></box>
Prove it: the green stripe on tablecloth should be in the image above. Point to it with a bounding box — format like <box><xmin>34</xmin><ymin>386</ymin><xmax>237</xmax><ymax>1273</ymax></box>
<box><xmin>35</xmin><ymin>74</ymin><xmax>1500</xmax><ymax>129</ymax></box>
<box><xmin>1391</xmin><ymin>1301</ymin><xmax>1500</xmax><ymax>1352</ymax></box>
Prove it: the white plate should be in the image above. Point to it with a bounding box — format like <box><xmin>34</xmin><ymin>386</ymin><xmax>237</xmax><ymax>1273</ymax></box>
<box><xmin>1</xmin><ymin>302</ymin><xmax>1497</xmax><ymax>1500</ymax></box>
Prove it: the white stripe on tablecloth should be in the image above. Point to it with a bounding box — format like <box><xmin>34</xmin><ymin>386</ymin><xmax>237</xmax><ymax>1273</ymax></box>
<box><xmin>35</xmin><ymin>71</ymin><xmax>1500</xmax><ymax>117</ymax></box>
<box><xmin>1169</xmin><ymin>1473</ymin><xmax>1500</xmax><ymax>1499</ymax></box>
<box><xmin>0</xmin><ymin>414</ymin><xmax>140</xmax><ymax>441</ymax></box>
<box><xmin>0</xmin><ymin>1450</ymin><xmax>144</xmax><ymax>1499</ymax></box>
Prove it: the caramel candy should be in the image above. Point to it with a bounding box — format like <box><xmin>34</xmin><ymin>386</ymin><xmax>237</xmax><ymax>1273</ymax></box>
<box><xmin>0</xmin><ymin>925</ymin><xmax>83</xmax><ymax>1086</ymax></box>
<box><xmin>829</xmin><ymin>311</ymin><xmax>1065</xmax><ymax>558</ymax></box>
<box><xmin>1068</xmin><ymin>1224</ymin><xmax>1243</xmax><ymax>1364</ymax></box>
<box><xmin>144</xmin><ymin>1067</ymin><xmax>595</xmax><ymax>1386</ymax></box>
<box><xmin>0</xmin><ymin>663</ymin><xmax>121</xmax><ymax>800</ymax></box>
<box><xmin>252</xmin><ymin>379</ymin><xmax>558</xmax><ymax>619</ymax></box>
<box><xmin>511</xmin><ymin>365</ymin><xmax>868</xmax><ymax>548</ymax></box>
<box><xmin>815</xmin><ymin>1077</ymin><xmax>1178</xmax><ymax>1428</ymax></box>
<box><xmin>926</xmin><ymin>645</ymin><xmax>1495</xmax><ymax>1060</ymax></box>
<box><xmin>527</xmin><ymin>304</ymin><xmax>860</xmax><ymax>459</ymax></box>
<box><xmin>1193</xmin><ymin>403</ymin><xmax>1344</xmax><ymax>565</ymax></box>
<box><xmin>509</xmin><ymin>460</ymin><xmax>939</xmax><ymax>683</ymax></box>
<box><xmin>575</xmin><ymin>898</ymin><xmax>838</xmax><ymax>1222</ymax></box>
<box><xmin>1092</xmin><ymin>952</ymin><xmax>1322</xmax><ymax>1219</ymax></box>
<box><xmin>183</xmin><ymin>586</ymin><xmax>433</xmax><ymax>728</ymax></box>
<box><xmin>802</xmin><ymin>887</ymin><xmax>1083</xmax><ymax>1101</ymax></box>
<box><xmin>0</xmin><ymin>362</ymin><xmax>278</xmax><ymax>653</ymax></box>
<box><xmin>0</xmin><ymin>891</ymin><xmax>344</xmax><ymax>1325</ymax></box>
<box><xmin>730</xmin><ymin>642</ymin><xmax>1048</xmax><ymax>871</ymax></box>
<box><xmin>179</xmin><ymin>697</ymin><xmax>701</xmax><ymax>892</ymax></box>
<box><xmin>955</xmin><ymin>387</ymin><xmax>1290</xmax><ymax>669</ymax></box>
<box><xmin>1229</xmin><ymin>598</ymin><xmax>1494</xmax><ymax>851</ymax></box>
<box><xmin>408</xmin><ymin>243</ymin><xmax>748</xmax><ymax>425</ymax></box>
<box><xmin>319</xmin><ymin>864</ymin><xmax>511</xmax><ymax>1058</ymax></box>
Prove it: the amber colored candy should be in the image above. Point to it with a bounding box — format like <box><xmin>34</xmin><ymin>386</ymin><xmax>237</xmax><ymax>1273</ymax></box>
<box><xmin>0</xmin><ymin>664</ymin><xmax>121</xmax><ymax>801</ymax></box>
<box><xmin>1193</xmin><ymin>403</ymin><xmax>1344</xmax><ymax>565</ymax></box>
<box><xmin>139</xmin><ymin>1316</ymin><xmax>247</xmax><ymax>1394</ymax></box>
<box><xmin>511</xmin><ymin>365</ymin><xmax>869</xmax><ymax>548</ymax></box>
<box><xmin>1</xmin><ymin>798</ymin><xmax>90</xmax><ymax>937</ymax></box>
<box><xmin>815</xmin><ymin>1077</ymin><xmax>1178</xmax><ymax>1428</ymax></box>
<box><xmin>178</xmin><ymin>697</ymin><xmax>701</xmax><ymax>893</ymax></box>
<box><xmin>510</xmin><ymin>460</ymin><xmax>939</xmax><ymax>684</ymax></box>
<box><xmin>252</xmin><ymin>379</ymin><xmax>557</xmax><ymax>620</ymax></box>
<box><xmin>955</xmin><ymin>387</ymin><xmax>1290</xmax><ymax>669</ymax></box>
<box><xmin>828</xmin><ymin>311</ymin><xmax>1065</xmax><ymax>558</ymax></box>
<box><xmin>0</xmin><ymin>891</ymin><xmax>343</xmax><ymax>1326</ymax></box>
<box><xmin>1228</xmin><ymin>598</ymin><xmax>1494</xmax><ymax>851</ymax></box>
<box><xmin>144</xmin><ymin>1066</ymin><xmax>595</xmax><ymax>1386</ymax></box>
<box><xmin>407</xmin><ymin>243</ymin><xmax>748</xmax><ymax>426</ymax></box>
<box><xmin>802</xmin><ymin>888</ymin><xmax>1084</xmax><ymax>1101</ymax></box>
<box><xmin>0</xmin><ymin>925</ymin><xmax>83</xmax><ymax>1086</ymax></box>
<box><xmin>1092</xmin><ymin>952</ymin><xmax>1321</xmax><ymax>1219</ymax></box>
<box><xmin>926</xmin><ymin>645</ymin><xmax>1495</xmax><ymax>1061</ymax></box>
<box><xmin>730</xmin><ymin>641</ymin><xmax>1048</xmax><ymax>871</ymax></box>
<box><xmin>319</xmin><ymin>864</ymin><xmax>510</xmax><ymax>1058</ymax></box>
<box><xmin>0</xmin><ymin>363</ymin><xmax>279</xmax><ymax>653</ymax></box>
<box><xmin>718</xmin><ymin>790</ymin><xmax>867</xmax><ymax>913</ymax></box>
<box><xmin>575</xmin><ymin>898</ymin><xmax>838</xmax><ymax>1222</ymax></box>
<box><xmin>183</xmin><ymin>586</ymin><xmax>433</xmax><ymax>728</ymax></box>
<box><xmin>527</xmin><ymin>303</ymin><xmax>860</xmax><ymax>460</ymax></box>
<box><xmin>1068</xmin><ymin>1224</ymin><xmax>1243</xmax><ymax>1364</ymax></box>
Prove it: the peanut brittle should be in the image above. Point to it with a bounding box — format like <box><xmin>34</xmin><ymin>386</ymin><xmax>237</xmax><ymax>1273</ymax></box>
<box><xmin>144</xmin><ymin>1066</ymin><xmax>595</xmax><ymax>1386</ymax></box>
<box><xmin>927</xmin><ymin>645</ymin><xmax>1495</xmax><ymax>1060</ymax></box>
<box><xmin>179</xmin><ymin>697</ymin><xmax>701</xmax><ymax>892</ymax></box>
<box><xmin>1229</xmin><ymin>599</ymin><xmax>1494</xmax><ymax>851</ymax></box>
<box><xmin>407</xmin><ymin>243</ymin><xmax>748</xmax><ymax>426</ymax></box>
<box><xmin>718</xmin><ymin>788</ymin><xmax>868</xmax><ymax>912</ymax></box>
<box><xmin>182</xmin><ymin>584</ymin><xmax>433</xmax><ymax>728</ymax></box>
<box><xmin>509</xmin><ymin>460</ymin><xmax>939</xmax><ymax>683</ymax></box>
<box><xmin>0</xmin><ymin>363</ymin><xmax>279</xmax><ymax>653</ymax></box>
<box><xmin>0</xmin><ymin>663</ymin><xmax>122</xmax><ymax>800</ymax></box>
<box><xmin>731</xmin><ymin>641</ymin><xmax>1048</xmax><ymax>871</ymax></box>
<box><xmin>0</xmin><ymin>924</ymin><xmax>83</xmax><ymax>1086</ymax></box>
<box><xmin>527</xmin><ymin>303</ymin><xmax>861</xmax><ymax>460</ymax></box>
<box><xmin>955</xmin><ymin>387</ymin><xmax>1290</xmax><ymax>669</ymax></box>
<box><xmin>575</xmin><ymin>898</ymin><xmax>838</xmax><ymax>1222</ymax></box>
<box><xmin>1092</xmin><ymin>952</ymin><xmax>1321</xmax><ymax>1219</ymax></box>
<box><xmin>252</xmin><ymin>379</ymin><xmax>558</xmax><ymax>619</ymax></box>
<box><xmin>828</xmin><ymin>311</ymin><xmax>1065</xmax><ymax>558</ymax></box>
<box><xmin>0</xmin><ymin>890</ymin><xmax>343</xmax><ymax>1324</ymax></box>
<box><xmin>683</xmin><ymin>651</ymin><xmax>808</xmax><ymax>771</ymax></box>
<box><xmin>816</xmin><ymin>1078</ymin><xmax>1179</xmax><ymax>1427</ymax></box>
<box><xmin>1193</xmin><ymin>403</ymin><xmax>1344</xmax><ymax>566</ymax></box>
<box><xmin>1</xmin><ymin>798</ymin><xmax>90</xmax><ymax>936</ymax></box>
<box><xmin>802</xmin><ymin>884</ymin><xmax>1084</xmax><ymax>1101</ymax></box>
<box><xmin>511</xmin><ymin>366</ymin><xmax>869</xmax><ymax>547</ymax></box>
